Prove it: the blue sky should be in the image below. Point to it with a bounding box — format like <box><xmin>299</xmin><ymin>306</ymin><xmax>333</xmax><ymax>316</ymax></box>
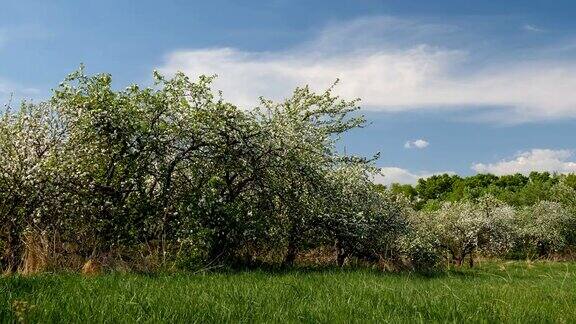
<box><xmin>2</xmin><ymin>0</ymin><xmax>576</xmax><ymax>184</ymax></box>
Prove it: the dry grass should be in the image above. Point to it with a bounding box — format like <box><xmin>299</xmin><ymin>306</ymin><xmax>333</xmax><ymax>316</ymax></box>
<box><xmin>19</xmin><ymin>231</ymin><xmax>50</xmax><ymax>276</ymax></box>
<box><xmin>81</xmin><ymin>259</ymin><xmax>101</xmax><ymax>276</ymax></box>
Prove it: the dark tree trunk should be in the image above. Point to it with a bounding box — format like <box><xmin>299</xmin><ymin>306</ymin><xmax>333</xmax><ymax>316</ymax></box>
<box><xmin>283</xmin><ymin>242</ymin><xmax>297</xmax><ymax>267</ymax></box>
<box><xmin>468</xmin><ymin>255</ymin><xmax>474</xmax><ymax>268</ymax></box>
<box><xmin>453</xmin><ymin>256</ymin><xmax>462</xmax><ymax>267</ymax></box>
<box><xmin>283</xmin><ymin>224</ymin><xmax>299</xmax><ymax>267</ymax></box>
<box><xmin>2</xmin><ymin>234</ymin><xmax>22</xmax><ymax>274</ymax></box>
<box><xmin>335</xmin><ymin>238</ymin><xmax>347</xmax><ymax>267</ymax></box>
<box><xmin>538</xmin><ymin>242</ymin><xmax>548</xmax><ymax>258</ymax></box>
<box><xmin>208</xmin><ymin>238</ymin><xmax>228</xmax><ymax>264</ymax></box>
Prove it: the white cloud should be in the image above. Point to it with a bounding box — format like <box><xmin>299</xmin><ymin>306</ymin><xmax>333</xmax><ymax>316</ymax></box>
<box><xmin>158</xmin><ymin>16</ymin><xmax>576</xmax><ymax>122</ymax></box>
<box><xmin>373</xmin><ymin>167</ymin><xmax>453</xmax><ymax>185</ymax></box>
<box><xmin>404</xmin><ymin>139</ymin><xmax>429</xmax><ymax>149</ymax></box>
<box><xmin>472</xmin><ymin>149</ymin><xmax>576</xmax><ymax>175</ymax></box>
<box><xmin>523</xmin><ymin>24</ymin><xmax>544</xmax><ymax>33</ymax></box>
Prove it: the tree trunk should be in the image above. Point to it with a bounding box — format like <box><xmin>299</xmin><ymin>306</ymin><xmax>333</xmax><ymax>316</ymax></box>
<box><xmin>453</xmin><ymin>256</ymin><xmax>462</xmax><ymax>267</ymax></box>
<box><xmin>283</xmin><ymin>242</ymin><xmax>297</xmax><ymax>267</ymax></box>
<box><xmin>335</xmin><ymin>238</ymin><xmax>347</xmax><ymax>267</ymax></box>
<box><xmin>208</xmin><ymin>239</ymin><xmax>227</xmax><ymax>264</ymax></box>
<box><xmin>2</xmin><ymin>228</ymin><xmax>22</xmax><ymax>274</ymax></box>
<box><xmin>283</xmin><ymin>224</ymin><xmax>299</xmax><ymax>267</ymax></box>
<box><xmin>538</xmin><ymin>242</ymin><xmax>548</xmax><ymax>258</ymax></box>
<box><xmin>468</xmin><ymin>255</ymin><xmax>474</xmax><ymax>268</ymax></box>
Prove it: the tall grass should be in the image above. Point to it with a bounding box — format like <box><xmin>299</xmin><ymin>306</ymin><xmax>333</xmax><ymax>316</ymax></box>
<box><xmin>1</xmin><ymin>261</ymin><xmax>575</xmax><ymax>323</ymax></box>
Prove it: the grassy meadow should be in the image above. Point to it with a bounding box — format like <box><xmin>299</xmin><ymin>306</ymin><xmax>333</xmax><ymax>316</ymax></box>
<box><xmin>1</xmin><ymin>261</ymin><xmax>575</xmax><ymax>323</ymax></box>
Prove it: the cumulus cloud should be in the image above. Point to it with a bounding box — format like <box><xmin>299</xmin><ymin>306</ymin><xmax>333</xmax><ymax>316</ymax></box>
<box><xmin>373</xmin><ymin>167</ymin><xmax>453</xmax><ymax>185</ymax></box>
<box><xmin>158</xmin><ymin>16</ymin><xmax>576</xmax><ymax>122</ymax></box>
<box><xmin>472</xmin><ymin>149</ymin><xmax>576</xmax><ymax>175</ymax></box>
<box><xmin>404</xmin><ymin>139</ymin><xmax>429</xmax><ymax>149</ymax></box>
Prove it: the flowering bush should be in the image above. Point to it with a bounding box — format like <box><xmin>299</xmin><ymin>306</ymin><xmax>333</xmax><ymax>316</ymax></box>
<box><xmin>514</xmin><ymin>201</ymin><xmax>572</xmax><ymax>257</ymax></box>
<box><xmin>0</xmin><ymin>69</ymin><xmax>410</xmax><ymax>272</ymax></box>
<box><xmin>403</xmin><ymin>196</ymin><xmax>522</xmax><ymax>269</ymax></box>
<box><xmin>1</xmin><ymin>68</ymin><xmax>575</xmax><ymax>273</ymax></box>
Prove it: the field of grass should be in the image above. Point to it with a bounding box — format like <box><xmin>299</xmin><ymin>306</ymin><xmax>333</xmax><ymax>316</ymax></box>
<box><xmin>1</xmin><ymin>261</ymin><xmax>575</xmax><ymax>323</ymax></box>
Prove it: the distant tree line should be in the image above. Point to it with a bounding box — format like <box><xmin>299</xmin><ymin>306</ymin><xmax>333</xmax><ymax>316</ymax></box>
<box><xmin>380</xmin><ymin>173</ymin><xmax>576</xmax><ymax>270</ymax></box>
<box><xmin>382</xmin><ymin>172</ymin><xmax>576</xmax><ymax>210</ymax></box>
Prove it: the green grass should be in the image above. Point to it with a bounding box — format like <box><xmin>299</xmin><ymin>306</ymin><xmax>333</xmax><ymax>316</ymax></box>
<box><xmin>1</xmin><ymin>261</ymin><xmax>575</xmax><ymax>323</ymax></box>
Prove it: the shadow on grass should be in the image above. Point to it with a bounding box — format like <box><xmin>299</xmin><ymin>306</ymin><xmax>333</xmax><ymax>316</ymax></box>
<box><xmin>200</xmin><ymin>262</ymin><xmax>484</xmax><ymax>280</ymax></box>
<box><xmin>0</xmin><ymin>261</ymin><xmax>494</xmax><ymax>284</ymax></box>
